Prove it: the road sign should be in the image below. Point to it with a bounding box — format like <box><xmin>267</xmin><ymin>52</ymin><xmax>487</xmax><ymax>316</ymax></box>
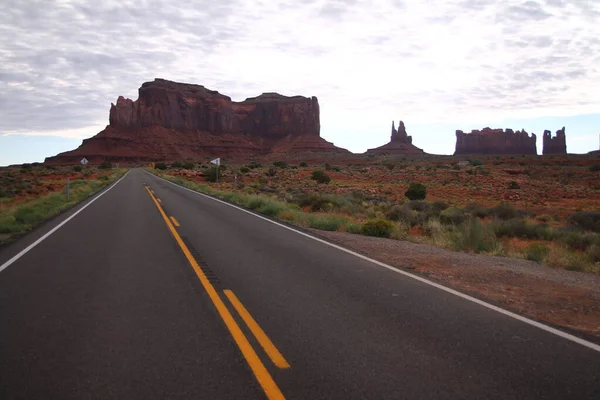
<box><xmin>81</xmin><ymin>158</ymin><xmax>88</xmax><ymax>165</ymax></box>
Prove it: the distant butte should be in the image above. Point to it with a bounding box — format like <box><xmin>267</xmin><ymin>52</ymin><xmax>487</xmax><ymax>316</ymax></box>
<box><xmin>366</xmin><ymin>120</ymin><xmax>424</xmax><ymax>154</ymax></box>
<box><xmin>45</xmin><ymin>78</ymin><xmax>349</xmax><ymax>164</ymax></box>
<box><xmin>454</xmin><ymin>127</ymin><xmax>537</xmax><ymax>155</ymax></box>
<box><xmin>543</xmin><ymin>127</ymin><xmax>567</xmax><ymax>155</ymax></box>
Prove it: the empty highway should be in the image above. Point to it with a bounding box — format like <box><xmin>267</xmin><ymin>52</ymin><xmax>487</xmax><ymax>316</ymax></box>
<box><xmin>1</xmin><ymin>168</ymin><xmax>598</xmax><ymax>399</ymax></box>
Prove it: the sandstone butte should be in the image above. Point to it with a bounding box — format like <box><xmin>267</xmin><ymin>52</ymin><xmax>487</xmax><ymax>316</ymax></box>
<box><xmin>542</xmin><ymin>127</ymin><xmax>567</xmax><ymax>155</ymax></box>
<box><xmin>45</xmin><ymin>78</ymin><xmax>349</xmax><ymax>164</ymax></box>
<box><xmin>365</xmin><ymin>120</ymin><xmax>424</xmax><ymax>154</ymax></box>
<box><xmin>454</xmin><ymin>127</ymin><xmax>537</xmax><ymax>155</ymax></box>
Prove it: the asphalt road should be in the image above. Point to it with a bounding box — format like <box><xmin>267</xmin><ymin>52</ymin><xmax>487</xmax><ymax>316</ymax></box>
<box><xmin>1</xmin><ymin>168</ymin><xmax>598</xmax><ymax>400</ymax></box>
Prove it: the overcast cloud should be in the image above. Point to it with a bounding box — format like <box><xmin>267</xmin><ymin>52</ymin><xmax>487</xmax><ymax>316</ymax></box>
<box><xmin>1</xmin><ymin>0</ymin><xmax>599</xmax><ymax>153</ymax></box>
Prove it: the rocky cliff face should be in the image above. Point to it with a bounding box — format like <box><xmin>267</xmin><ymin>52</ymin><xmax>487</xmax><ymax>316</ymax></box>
<box><xmin>454</xmin><ymin>128</ymin><xmax>537</xmax><ymax>155</ymax></box>
<box><xmin>543</xmin><ymin>127</ymin><xmax>567</xmax><ymax>155</ymax></box>
<box><xmin>46</xmin><ymin>79</ymin><xmax>346</xmax><ymax>164</ymax></box>
<box><xmin>366</xmin><ymin>120</ymin><xmax>424</xmax><ymax>154</ymax></box>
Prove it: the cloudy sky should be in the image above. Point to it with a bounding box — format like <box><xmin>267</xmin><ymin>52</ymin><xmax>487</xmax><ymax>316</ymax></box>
<box><xmin>1</xmin><ymin>0</ymin><xmax>600</xmax><ymax>165</ymax></box>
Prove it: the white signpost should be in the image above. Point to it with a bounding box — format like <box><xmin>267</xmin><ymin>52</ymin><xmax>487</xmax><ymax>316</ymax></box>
<box><xmin>81</xmin><ymin>157</ymin><xmax>88</xmax><ymax>165</ymax></box>
<box><xmin>210</xmin><ymin>158</ymin><xmax>221</xmax><ymax>188</ymax></box>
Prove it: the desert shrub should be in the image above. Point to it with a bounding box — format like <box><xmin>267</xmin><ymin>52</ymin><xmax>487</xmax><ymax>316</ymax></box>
<box><xmin>257</xmin><ymin>201</ymin><xmax>287</xmax><ymax>217</ymax></box>
<box><xmin>99</xmin><ymin>161</ymin><xmax>112</xmax><ymax>170</ymax></box>
<box><xmin>386</xmin><ymin>205</ymin><xmax>418</xmax><ymax>225</ymax></box>
<box><xmin>325</xmin><ymin>163</ymin><xmax>333</xmax><ymax>170</ymax></box>
<box><xmin>589</xmin><ymin>165</ymin><xmax>600</xmax><ymax>172</ymax></box>
<box><xmin>311</xmin><ymin>170</ymin><xmax>331</xmax><ymax>184</ymax></box>
<box><xmin>182</xmin><ymin>162</ymin><xmax>195</xmax><ymax>170</ymax></box>
<box><xmin>489</xmin><ymin>202</ymin><xmax>520</xmax><ymax>220</ymax></box>
<box><xmin>508</xmin><ymin>181</ymin><xmax>520</xmax><ymax>190</ymax></box>
<box><xmin>299</xmin><ymin>162</ymin><xmax>308</xmax><ymax>167</ymax></box>
<box><xmin>407</xmin><ymin>200</ymin><xmax>429</xmax><ymax>212</ymax></box>
<box><xmin>296</xmin><ymin>193</ymin><xmax>344</xmax><ymax>212</ymax></box>
<box><xmin>492</xmin><ymin>219</ymin><xmax>556</xmax><ymax>240</ymax></box>
<box><xmin>468</xmin><ymin>159</ymin><xmax>484</xmax><ymax>166</ymax></box>
<box><xmin>306</xmin><ymin>214</ymin><xmax>348</xmax><ymax>231</ymax></box>
<box><xmin>155</xmin><ymin>162</ymin><xmax>167</xmax><ymax>170</ymax></box>
<box><xmin>346</xmin><ymin>222</ymin><xmax>363</xmax><ymax>234</ymax></box>
<box><xmin>170</xmin><ymin>161</ymin><xmax>183</xmax><ymax>169</ymax></box>
<box><xmin>536</xmin><ymin>214</ymin><xmax>552</xmax><ymax>223</ymax></box>
<box><xmin>204</xmin><ymin>167</ymin><xmax>219</xmax><ymax>182</ymax></box>
<box><xmin>265</xmin><ymin>167</ymin><xmax>277</xmax><ymax>177</ymax></box>
<box><xmin>431</xmin><ymin>201</ymin><xmax>450</xmax><ymax>212</ymax></box>
<box><xmin>273</xmin><ymin>161</ymin><xmax>287</xmax><ymax>169</ymax></box>
<box><xmin>384</xmin><ymin>163</ymin><xmax>395</xmax><ymax>170</ymax></box>
<box><xmin>248</xmin><ymin>162</ymin><xmax>262</xmax><ymax>169</ymax></box>
<box><xmin>73</xmin><ymin>165</ymin><xmax>82</xmax><ymax>172</ymax></box>
<box><xmin>240</xmin><ymin>167</ymin><xmax>250</xmax><ymax>173</ymax></box>
<box><xmin>525</xmin><ymin>243</ymin><xmax>550</xmax><ymax>262</ymax></box>
<box><xmin>587</xmin><ymin>244</ymin><xmax>600</xmax><ymax>263</ymax></box>
<box><xmin>464</xmin><ymin>203</ymin><xmax>489</xmax><ymax>218</ymax></box>
<box><xmin>440</xmin><ymin>206</ymin><xmax>466</xmax><ymax>225</ymax></box>
<box><xmin>404</xmin><ymin>182</ymin><xmax>426</xmax><ymax>200</ymax></box>
<box><xmin>558</xmin><ymin>230</ymin><xmax>599</xmax><ymax>251</ymax></box>
<box><xmin>449</xmin><ymin>218</ymin><xmax>498</xmax><ymax>253</ymax></box>
<box><xmin>568</xmin><ymin>211</ymin><xmax>600</xmax><ymax>233</ymax></box>
<box><xmin>361</xmin><ymin>218</ymin><xmax>394</xmax><ymax>238</ymax></box>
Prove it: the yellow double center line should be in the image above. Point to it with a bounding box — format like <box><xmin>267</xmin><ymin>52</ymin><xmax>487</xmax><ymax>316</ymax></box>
<box><xmin>144</xmin><ymin>186</ymin><xmax>286</xmax><ymax>400</ymax></box>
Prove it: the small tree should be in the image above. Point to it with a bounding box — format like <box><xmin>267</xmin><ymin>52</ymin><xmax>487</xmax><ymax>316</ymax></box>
<box><xmin>272</xmin><ymin>161</ymin><xmax>287</xmax><ymax>169</ymax></box>
<box><xmin>154</xmin><ymin>162</ymin><xmax>167</xmax><ymax>170</ymax></box>
<box><xmin>311</xmin><ymin>170</ymin><xmax>331</xmax><ymax>184</ymax></box>
<box><xmin>405</xmin><ymin>182</ymin><xmax>426</xmax><ymax>200</ymax></box>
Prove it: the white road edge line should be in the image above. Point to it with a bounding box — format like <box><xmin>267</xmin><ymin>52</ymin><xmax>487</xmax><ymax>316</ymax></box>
<box><xmin>0</xmin><ymin>170</ymin><xmax>131</xmax><ymax>274</ymax></box>
<box><xmin>146</xmin><ymin>170</ymin><xmax>600</xmax><ymax>353</ymax></box>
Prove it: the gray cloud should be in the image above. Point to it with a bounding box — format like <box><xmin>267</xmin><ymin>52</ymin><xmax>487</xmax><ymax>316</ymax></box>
<box><xmin>1</xmin><ymin>0</ymin><xmax>599</xmax><ymax>142</ymax></box>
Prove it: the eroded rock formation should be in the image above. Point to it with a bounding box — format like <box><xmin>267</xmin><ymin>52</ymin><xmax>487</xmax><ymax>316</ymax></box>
<box><xmin>454</xmin><ymin>127</ymin><xmax>537</xmax><ymax>155</ymax></box>
<box><xmin>543</xmin><ymin>127</ymin><xmax>567</xmax><ymax>155</ymax></box>
<box><xmin>366</xmin><ymin>120</ymin><xmax>424</xmax><ymax>154</ymax></box>
<box><xmin>45</xmin><ymin>78</ymin><xmax>347</xmax><ymax>164</ymax></box>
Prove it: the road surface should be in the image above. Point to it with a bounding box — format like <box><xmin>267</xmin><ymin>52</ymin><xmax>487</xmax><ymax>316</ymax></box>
<box><xmin>1</xmin><ymin>168</ymin><xmax>598</xmax><ymax>399</ymax></box>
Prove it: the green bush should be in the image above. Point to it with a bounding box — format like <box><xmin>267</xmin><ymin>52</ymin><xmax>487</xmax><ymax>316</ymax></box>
<box><xmin>361</xmin><ymin>219</ymin><xmax>395</xmax><ymax>238</ymax></box>
<box><xmin>170</xmin><ymin>161</ymin><xmax>183</xmax><ymax>169</ymax></box>
<box><xmin>155</xmin><ymin>162</ymin><xmax>167</xmax><ymax>170</ymax></box>
<box><xmin>299</xmin><ymin>162</ymin><xmax>308</xmax><ymax>167</ymax></box>
<box><xmin>240</xmin><ymin>167</ymin><xmax>250</xmax><ymax>173</ymax></box>
<box><xmin>431</xmin><ymin>201</ymin><xmax>450</xmax><ymax>212</ymax></box>
<box><xmin>404</xmin><ymin>182</ymin><xmax>427</xmax><ymax>200</ymax></box>
<box><xmin>558</xmin><ymin>230</ymin><xmax>599</xmax><ymax>251</ymax></box>
<box><xmin>99</xmin><ymin>161</ymin><xmax>112</xmax><ymax>170</ymax></box>
<box><xmin>311</xmin><ymin>170</ymin><xmax>331</xmax><ymax>184</ymax></box>
<box><xmin>73</xmin><ymin>165</ymin><xmax>82</xmax><ymax>172</ymax></box>
<box><xmin>468</xmin><ymin>159</ymin><xmax>484</xmax><ymax>166</ymax></box>
<box><xmin>273</xmin><ymin>161</ymin><xmax>287</xmax><ymax>169</ymax></box>
<box><xmin>568</xmin><ymin>211</ymin><xmax>600</xmax><ymax>233</ymax></box>
<box><xmin>589</xmin><ymin>165</ymin><xmax>600</xmax><ymax>172</ymax></box>
<box><xmin>525</xmin><ymin>243</ymin><xmax>550</xmax><ymax>262</ymax></box>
